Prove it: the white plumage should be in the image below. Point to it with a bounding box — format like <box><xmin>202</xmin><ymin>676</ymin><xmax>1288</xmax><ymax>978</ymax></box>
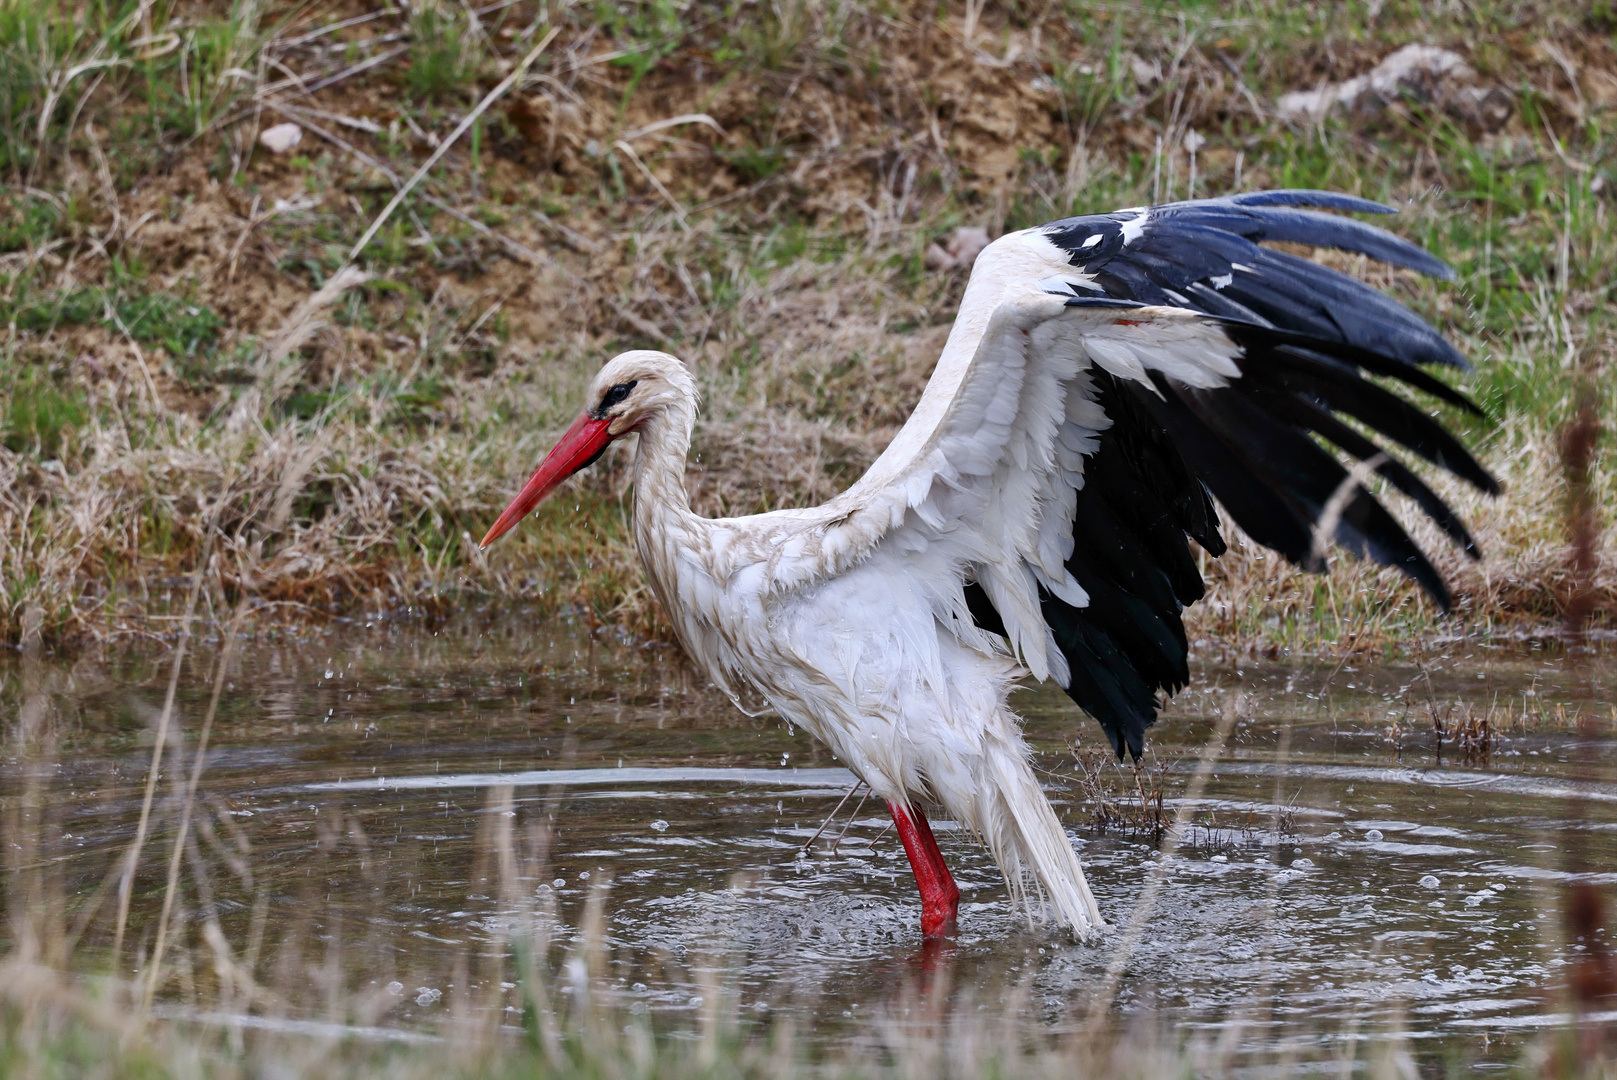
<box><xmin>482</xmin><ymin>192</ymin><xmax>1494</xmax><ymax>940</ymax></box>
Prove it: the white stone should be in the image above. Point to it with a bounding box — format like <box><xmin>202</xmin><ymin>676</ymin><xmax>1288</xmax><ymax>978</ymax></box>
<box><xmin>1277</xmin><ymin>45</ymin><xmax>1474</xmax><ymax>121</ymax></box>
<box><xmin>259</xmin><ymin>122</ymin><xmax>303</xmax><ymax>154</ymax></box>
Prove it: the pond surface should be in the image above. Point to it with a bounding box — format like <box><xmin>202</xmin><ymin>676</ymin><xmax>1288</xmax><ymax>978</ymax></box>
<box><xmin>4</xmin><ymin>615</ymin><xmax>1616</xmax><ymax>1069</ymax></box>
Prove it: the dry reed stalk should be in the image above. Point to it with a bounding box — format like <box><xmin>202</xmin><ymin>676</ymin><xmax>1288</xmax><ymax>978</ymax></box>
<box><xmin>143</xmin><ymin>605</ymin><xmax>249</xmax><ymax>1008</ymax></box>
<box><xmin>110</xmin><ymin>553</ymin><xmax>208</xmax><ymax>966</ymax></box>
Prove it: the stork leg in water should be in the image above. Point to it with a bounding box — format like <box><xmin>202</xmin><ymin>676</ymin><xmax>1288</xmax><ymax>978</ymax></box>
<box><xmin>888</xmin><ymin>802</ymin><xmax>960</xmax><ymax>938</ymax></box>
<box><xmin>479</xmin><ymin>191</ymin><xmax>1499</xmax><ymax>939</ymax></box>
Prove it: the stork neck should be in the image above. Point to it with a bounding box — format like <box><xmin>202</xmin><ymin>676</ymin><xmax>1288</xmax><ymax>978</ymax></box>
<box><xmin>630</xmin><ymin>399</ymin><xmax>696</xmax><ymax>526</ymax></box>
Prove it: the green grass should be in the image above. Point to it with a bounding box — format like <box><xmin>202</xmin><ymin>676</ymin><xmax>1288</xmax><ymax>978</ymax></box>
<box><xmin>0</xmin><ymin>361</ymin><xmax>87</xmax><ymax>456</ymax></box>
<box><xmin>7</xmin><ymin>283</ymin><xmax>224</xmax><ymax>363</ymax></box>
<box><xmin>406</xmin><ymin>0</ymin><xmax>484</xmax><ymax>103</ymax></box>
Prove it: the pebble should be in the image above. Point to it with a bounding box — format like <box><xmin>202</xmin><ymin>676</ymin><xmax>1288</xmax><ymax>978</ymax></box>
<box><xmin>259</xmin><ymin>122</ymin><xmax>302</xmax><ymax>154</ymax></box>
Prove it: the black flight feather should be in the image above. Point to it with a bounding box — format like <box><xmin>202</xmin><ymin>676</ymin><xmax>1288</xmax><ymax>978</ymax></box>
<box><xmin>970</xmin><ymin>190</ymin><xmax>1499</xmax><ymax>759</ymax></box>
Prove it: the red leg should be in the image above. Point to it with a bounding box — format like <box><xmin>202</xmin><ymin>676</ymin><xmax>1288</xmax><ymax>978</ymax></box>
<box><xmin>887</xmin><ymin>800</ymin><xmax>960</xmax><ymax>938</ymax></box>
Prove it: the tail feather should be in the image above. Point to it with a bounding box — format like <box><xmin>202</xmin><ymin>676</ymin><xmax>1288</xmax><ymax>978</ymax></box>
<box><xmin>938</xmin><ymin>724</ymin><xmax>1104</xmax><ymax>939</ymax></box>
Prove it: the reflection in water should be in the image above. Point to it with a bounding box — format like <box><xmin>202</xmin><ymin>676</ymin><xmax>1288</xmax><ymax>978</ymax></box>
<box><xmin>2</xmin><ymin>615</ymin><xmax>1614</xmax><ymax>1067</ymax></box>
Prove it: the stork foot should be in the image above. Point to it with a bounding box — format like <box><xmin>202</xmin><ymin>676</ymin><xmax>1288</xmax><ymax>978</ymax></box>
<box><xmin>887</xmin><ymin>800</ymin><xmax>960</xmax><ymax>938</ymax></box>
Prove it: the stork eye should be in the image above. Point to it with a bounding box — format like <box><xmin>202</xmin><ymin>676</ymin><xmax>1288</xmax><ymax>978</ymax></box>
<box><xmin>600</xmin><ymin>380</ymin><xmax>637</xmax><ymax>411</ymax></box>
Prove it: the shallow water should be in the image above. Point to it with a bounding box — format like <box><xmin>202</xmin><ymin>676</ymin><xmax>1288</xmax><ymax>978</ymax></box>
<box><xmin>4</xmin><ymin>615</ymin><xmax>1615</xmax><ymax>1068</ymax></box>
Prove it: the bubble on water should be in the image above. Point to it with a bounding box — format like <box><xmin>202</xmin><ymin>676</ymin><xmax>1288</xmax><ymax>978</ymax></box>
<box><xmin>689</xmin><ymin>996</ymin><xmax>704</xmax><ymax>1008</ymax></box>
<box><xmin>1465</xmin><ymin>888</ymin><xmax>1496</xmax><ymax>906</ymax></box>
<box><xmin>579</xmin><ymin>871</ymin><xmax>590</xmax><ymax>880</ymax></box>
<box><xmin>415</xmin><ymin>986</ymin><xmax>442</xmax><ymax>1006</ymax></box>
<box><xmin>385</xmin><ymin>981</ymin><xmax>404</xmax><ymax>996</ymax></box>
<box><xmin>1364</xmin><ymin>829</ymin><xmax>1384</xmax><ymax>841</ymax></box>
<box><xmin>1275</xmin><ymin>868</ymin><xmax>1304</xmax><ymax>884</ymax></box>
<box><xmin>650</xmin><ymin>819</ymin><xmax>669</xmax><ymax>832</ymax></box>
<box><xmin>324</xmin><ymin>669</ymin><xmax>335</xmax><ymax>680</ymax></box>
<box><xmin>1489</xmin><ymin>882</ymin><xmax>1507</xmax><ymax>891</ymax></box>
<box><xmin>1292</xmin><ymin>858</ymin><xmax>1314</xmax><ymax>869</ymax></box>
<box><xmin>553</xmin><ymin>878</ymin><xmax>566</xmax><ymax>888</ymax></box>
<box><xmin>1210</xmin><ymin>855</ymin><xmax>1228</xmax><ymax>863</ymax></box>
<box><xmin>1419</xmin><ymin>875</ymin><xmax>1441</xmax><ymax>889</ymax></box>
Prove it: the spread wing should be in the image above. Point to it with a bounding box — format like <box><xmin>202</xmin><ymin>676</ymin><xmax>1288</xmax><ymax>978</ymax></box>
<box><xmin>735</xmin><ymin>191</ymin><xmax>1496</xmax><ymax>757</ymax></box>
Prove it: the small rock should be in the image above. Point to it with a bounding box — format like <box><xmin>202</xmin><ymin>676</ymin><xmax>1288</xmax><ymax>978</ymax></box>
<box><xmin>1128</xmin><ymin>52</ymin><xmax>1161</xmax><ymax>89</ymax></box>
<box><xmin>259</xmin><ymin>122</ymin><xmax>303</xmax><ymax>154</ymax></box>
<box><xmin>1276</xmin><ymin>44</ymin><xmax>1511</xmax><ymax>133</ymax></box>
<box><xmin>926</xmin><ymin>226</ymin><xmax>992</xmax><ymax>271</ymax></box>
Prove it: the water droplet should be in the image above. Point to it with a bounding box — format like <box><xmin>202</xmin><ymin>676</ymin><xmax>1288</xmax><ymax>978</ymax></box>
<box><xmin>324</xmin><ymin>669</ymin><xmax>335</xmax><ymax>679</ymax></box>
<box><xmin>650</xmin><ymin>819</ymin><xmax>669</xmax><ymax>832</ymax></box>
<box><xmin>1419</xmin><ymin>875</ymin><xmax>1441</xmax><ymax>889</ymax></box>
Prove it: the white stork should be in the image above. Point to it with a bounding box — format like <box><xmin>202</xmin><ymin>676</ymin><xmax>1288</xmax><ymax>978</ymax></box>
<box><xmin>480</xmin><ymin>191</ymin><xmax>1496</xmax><ymax>940</ymax></box>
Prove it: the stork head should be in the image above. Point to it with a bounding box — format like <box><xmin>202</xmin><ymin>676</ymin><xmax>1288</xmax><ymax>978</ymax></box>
<box><xmin>480</xmin><ymin>351</ymin><xmax>694</xmax><ymax>548</ymax></box>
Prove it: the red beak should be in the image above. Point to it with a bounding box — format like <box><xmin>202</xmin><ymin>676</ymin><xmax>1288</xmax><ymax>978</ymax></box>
<box><xmin>480</xmin><ymin>413</ymin><xmax>614</xmax><ymax>548</ymax></box>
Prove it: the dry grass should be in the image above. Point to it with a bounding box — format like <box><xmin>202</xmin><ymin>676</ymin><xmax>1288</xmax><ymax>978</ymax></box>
<box><xmin>0</xmin><ymin>0</ymin><xmax>1613</xmax><ymax>655</ymax></box>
